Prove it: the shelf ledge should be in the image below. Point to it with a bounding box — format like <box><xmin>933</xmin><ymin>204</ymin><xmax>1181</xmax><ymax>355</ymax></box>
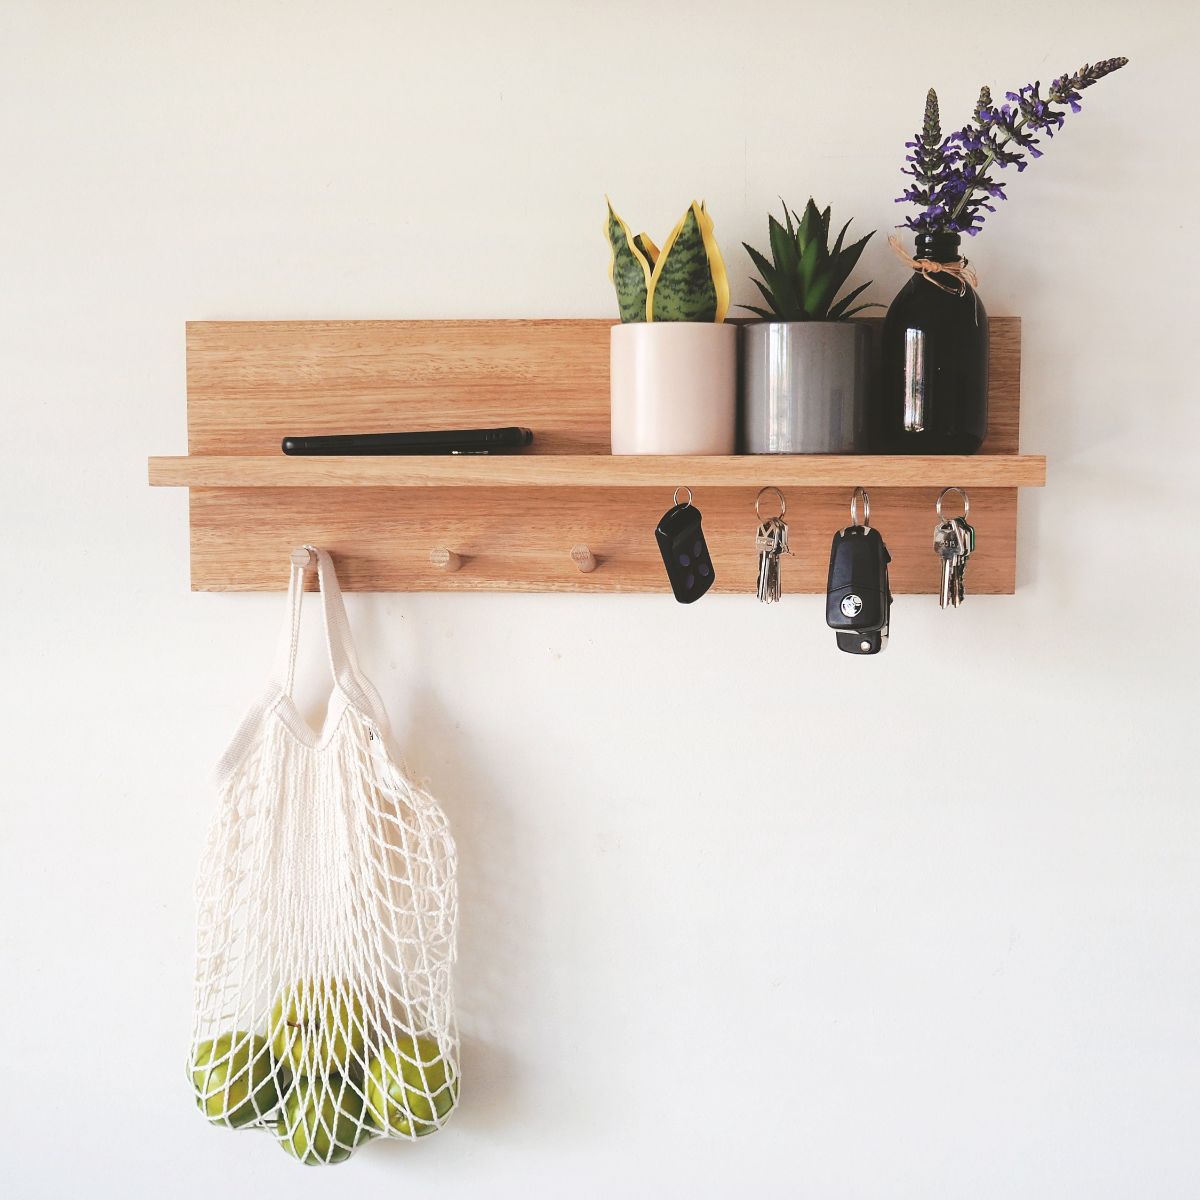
<box><xmin>148</xmin><ymin>454</ymin><xmax>1047</xmax><ymax>490</ymax></box>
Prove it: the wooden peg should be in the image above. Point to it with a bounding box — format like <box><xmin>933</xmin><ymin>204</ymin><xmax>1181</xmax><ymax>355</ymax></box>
<box><xmin>290</xmin><ymin>546</ymin><xmax>316</xmax><ymax>568</ymax></box>
<box><xmin>430</xmin><ymin>547</ymin><xmax>463</xmax><ymax>572</ymax></box>
<box><xmin>570</xmin><ymin>544</ymin><xmax>598</xmax><ymax>574</ymax></box>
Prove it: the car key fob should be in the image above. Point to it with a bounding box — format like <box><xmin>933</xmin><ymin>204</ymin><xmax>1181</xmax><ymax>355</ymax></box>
<box><xmin>656</xmin><ymin>494</ymin><xmax>715</xmax><ymax>603</ymax></box>
<box><xmin>826</xmin><ymin>524</ymin><xmax>892</xmax><ymax>654</ymax></box>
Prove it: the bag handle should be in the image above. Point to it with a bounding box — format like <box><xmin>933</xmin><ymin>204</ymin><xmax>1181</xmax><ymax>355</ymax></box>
<box><xmin>270</xmin><ymin>546</ymin><xmax>388</xmax><ymax>726</ymax></box>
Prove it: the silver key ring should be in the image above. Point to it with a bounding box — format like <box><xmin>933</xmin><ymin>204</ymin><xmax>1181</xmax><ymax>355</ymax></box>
<box><xmin>936</xmin><ymin>486</ymin><xmax>970</xmax><ymax>520</ymax></box>
<box><xmin>755</xmin><ymin>486</ymin><xmax>786</xmax><ymax>521</ymax></box>
<box><xmin>673</xmin><ymin>485</ymin><xmax>693</xmax><ymax>508</ymax></box>
<box><xmin>850</xmin><ymin>486</ymin><xmax>870</xmax><ymax>528</ymax></box>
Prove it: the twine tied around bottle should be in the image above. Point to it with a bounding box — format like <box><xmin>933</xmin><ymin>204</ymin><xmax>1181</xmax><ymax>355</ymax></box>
<box><xmin>888</xmin><ymin>235</ymin><xmax>979</xmax><ymax>297</ymax></box>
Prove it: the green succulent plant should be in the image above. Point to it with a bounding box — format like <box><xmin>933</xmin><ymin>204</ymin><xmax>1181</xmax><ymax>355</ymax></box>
<box><xmin>742</xmin><ymin>198</ymin><xmax>879</xmax><ymax>321</ymax></box>
<box><xmin>606</xmin><ymin>198</ymin><xmax>730</xmax><ymax>323</ymax></box>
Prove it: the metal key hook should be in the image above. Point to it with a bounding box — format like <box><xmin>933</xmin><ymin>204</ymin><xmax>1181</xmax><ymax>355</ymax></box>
<box><xmin>936</xmin><ymin>486</ymin><xmax>970</xmax><ymax>520</ymax></box>
<box><xmin>673</xmin><ymin>485</ymin><xmax>693</xmax><ymax>508</ymax></box>
<box><xmin>850</xmin><ymin>486</ymin><xmax>870</xmax><ymax>528</ymax></box>
<box><xmin>755</xmin><ymin>486</ymin><xmax>786</xmax><ymax>521</ymax></box>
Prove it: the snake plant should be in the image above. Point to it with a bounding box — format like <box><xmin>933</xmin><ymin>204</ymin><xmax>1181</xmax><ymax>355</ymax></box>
<box><xmin>742</xmin><ymin>198</ymin><xmax>878</xmax><ymax>321</ymax></box>
<box><xmin>606</xmin><ymin>198</ymin><xmax>730</xmax><ymax>322</ymax></box>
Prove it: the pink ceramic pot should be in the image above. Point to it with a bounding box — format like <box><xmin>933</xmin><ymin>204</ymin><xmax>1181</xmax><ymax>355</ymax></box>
<box><xmin>610</xmin><ymin>323</ymin><xmax>738</xmax><ymax>455</ymax></box>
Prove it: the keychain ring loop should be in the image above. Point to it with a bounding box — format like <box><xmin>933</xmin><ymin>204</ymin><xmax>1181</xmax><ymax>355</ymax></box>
<box><xmin>673</xmin><ymin>485</ymin><xmax>693</xmax><ymax>508</ymax></box>
<box><xmin>755</xmin><ymin>486</ymin><xmax>786</xmax><ymax>521</ymax></box>
<box><xmin>850</xmin><ymin>486</ymin><xmax>870</xmax><ymax>528</ymax></box>
<box><xmin>936</xmin><ymin>486</ymin><xmax>970</xmax><ymax>520</ymax></box>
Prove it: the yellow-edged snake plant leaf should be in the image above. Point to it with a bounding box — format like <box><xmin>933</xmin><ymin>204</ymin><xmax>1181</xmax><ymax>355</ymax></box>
<box><xmin>606</xmin><ymin>198</ymin><xmax>652</xmax><ymax>322</ymax></box>
<box><xmin>646</xmin><ymin>201</ymin><xmax>729</xmax><ymax>322</ymax></box>
<box><xmin>633</xmin><ymin>233</ymin><xmax>660</xmax><ymax>270</ymax></box>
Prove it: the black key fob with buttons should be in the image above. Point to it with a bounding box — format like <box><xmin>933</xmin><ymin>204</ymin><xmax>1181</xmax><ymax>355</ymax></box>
<box><xmin>826</xmin><ymin>525</ymin><xmax>892</xmax><ymax>654</ymax></box>
<box><xmin>656</xmin><ymin>501</ymin><xmax>715</xmax><ymax>603</ymax></box>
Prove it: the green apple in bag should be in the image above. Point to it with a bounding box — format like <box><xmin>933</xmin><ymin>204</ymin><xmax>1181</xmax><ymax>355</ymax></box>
<box><xmin>277</xmin><ymin>1076</ymin><xmax>371</xmax><ymax>1166</ymax></box>
<box><xmin>190</xmin><ymin>1030</ymin><xmax>284</xmax><ymax>1127</ymax></box>
<box><xmin>365</xmin><ymin>1034</ymin><xmax>457</xmax><ymax>1137</ymax></box>
<box><xmin>269</xmin><ymin>979</ymin><xmax>367</xmax><ymax>1076</ymax></box>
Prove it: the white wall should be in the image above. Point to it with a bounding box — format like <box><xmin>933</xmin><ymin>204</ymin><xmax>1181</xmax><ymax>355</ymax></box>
<box><xmin>3</xmin><ymin>2</ymin><xmax>1197</xmax><ymax>1196</ymax></box>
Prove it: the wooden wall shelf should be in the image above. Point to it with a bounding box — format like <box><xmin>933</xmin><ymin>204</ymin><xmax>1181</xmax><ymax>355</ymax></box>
<box><xmin>149</xmin><ymin>318</ymin><xmax>1042</xmax><ymax>594</ymax></box>
<box><xmin>149</xmin><ymin>453</ymin><xmax>1046</xmax><ymax>490</ymax></box>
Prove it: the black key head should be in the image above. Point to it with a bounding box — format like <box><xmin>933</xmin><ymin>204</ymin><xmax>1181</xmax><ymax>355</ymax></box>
<box><xmin>826</xmin><ymin>525</ymin><xmax>892</xmax><ymax>653</ymax></box>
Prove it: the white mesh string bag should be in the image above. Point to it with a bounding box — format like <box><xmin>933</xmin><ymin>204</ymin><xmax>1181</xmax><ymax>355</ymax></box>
<box><xmin>188</xmin><ymin>547</ymin><xmax>458</xmax><ymax>1166</ymax></box>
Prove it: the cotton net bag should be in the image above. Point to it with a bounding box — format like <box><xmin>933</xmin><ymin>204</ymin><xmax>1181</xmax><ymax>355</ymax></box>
<box><xmin>188</xmin><ymin>547</ymin><xmax>458</xmax><ymax>1166</ymax></box>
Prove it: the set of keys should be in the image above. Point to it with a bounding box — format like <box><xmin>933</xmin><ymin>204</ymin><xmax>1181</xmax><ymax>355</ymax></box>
<box><xmin>654</xmin><ymin>486</ymin><xmax>979</xmax><ymax>642</ymax></box>
<box><xmin>933</xmin><ymin>487</ymin><xmax>975</xmax><ymax>609</ymax></box>
<box><xmin>753</xmin><ymin>487</ymin><xmax>792</xmax><ymax>604</ymax></box>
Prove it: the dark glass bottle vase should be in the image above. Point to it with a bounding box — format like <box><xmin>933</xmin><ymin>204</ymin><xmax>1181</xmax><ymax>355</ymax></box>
<box><xmin>876</xmin><ymin>232</ymin><xmax>988</xmax><ymax>453</ymax></box>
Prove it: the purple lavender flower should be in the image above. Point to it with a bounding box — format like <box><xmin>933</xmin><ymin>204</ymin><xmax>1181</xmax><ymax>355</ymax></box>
<box><xmin>895</xmin><ymin>57</ymin><xmax>1128</xmax><ymax>238</ymax></box>
<box><xmin>897</xmin><ymin>89</ymin><xmax>964</xmax><ymax>235</ymax></box>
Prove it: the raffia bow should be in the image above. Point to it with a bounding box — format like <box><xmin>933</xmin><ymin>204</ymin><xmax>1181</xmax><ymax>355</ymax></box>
<box><xmin>888</xmin><ymin>234</ymin><xmax>979</xmax><ymax>296</ymax></box>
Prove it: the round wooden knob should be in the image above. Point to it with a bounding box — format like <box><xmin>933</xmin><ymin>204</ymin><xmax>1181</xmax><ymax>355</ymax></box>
<box><xmin>571</xmin><ymin>545</ymin><xmax>598</xmax><ymax>573</ymax></box>
<box><xmin>430</xmin><ymin>547</ymin><xmax>463</xmax><ymax>572</ymax></box>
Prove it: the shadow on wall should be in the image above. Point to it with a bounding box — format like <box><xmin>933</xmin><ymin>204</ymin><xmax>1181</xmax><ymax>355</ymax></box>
<box><xmin>383</xmin><ymin>675</ymin><xmax>530</xmax><ymax>1139</ymax></box>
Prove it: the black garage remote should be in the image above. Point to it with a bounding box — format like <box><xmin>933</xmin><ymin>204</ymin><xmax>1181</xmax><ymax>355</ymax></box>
<box><xmin>656</xmin><ymin>491</ymin><xmax>715</xmax><ymax>603</ymax></box>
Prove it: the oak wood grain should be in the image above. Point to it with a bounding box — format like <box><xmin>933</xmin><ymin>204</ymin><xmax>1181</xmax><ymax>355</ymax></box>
<box><xmin>189</xmin><ymin>486</ymin><xmax>1021</xmax><ymax>594</ymax></box>
<box><xmin>151</xmin><ymin>453</ymin><xmax>1045</xmax><ymax>489</ymax></box>
<box><xmin>186</xmin><ymin>319</ymin><xmax>612</xmax><ymax>456</ymax></box>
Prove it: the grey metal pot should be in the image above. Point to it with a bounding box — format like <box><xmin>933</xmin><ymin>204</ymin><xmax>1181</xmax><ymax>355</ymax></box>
<box><xmin>739</xmin><ymin>321</ymin><xmax>872</xmax><ymax>453</ymax></box>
